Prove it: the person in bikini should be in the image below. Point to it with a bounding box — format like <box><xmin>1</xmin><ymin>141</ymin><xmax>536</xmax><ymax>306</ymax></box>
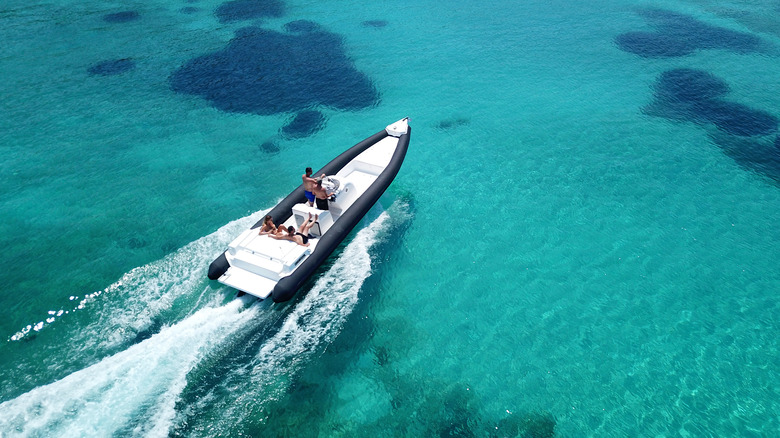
<box><xmin>272</xmin><ymin>213</ymin><xmax>318</xmax><ymax>246</ymax></box>
<box><xmin>258</xmin><ymin>215</ymin><xmax>277</xmax><ymax>235</ymax></box>
<box><xmin>259</xmin><ymin>215</ymin><xmax>291</xmax><ymax>237</ymax></box>
<box><xmin>302</xmin><ymin>167</ymin><xmax>324</xmax><ymax>207</ymax></box>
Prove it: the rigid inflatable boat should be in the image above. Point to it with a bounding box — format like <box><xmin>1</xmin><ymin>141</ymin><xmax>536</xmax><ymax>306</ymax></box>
<box><xmin>207</xmin><ymin>118</ymin><xmax>411</xmax><ymax>302</ymax></box>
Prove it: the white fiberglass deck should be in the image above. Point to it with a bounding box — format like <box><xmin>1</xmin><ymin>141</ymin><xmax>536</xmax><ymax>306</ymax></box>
<box><xmin>220</xmin><ymin>229</ymin><xmax>315</xmax><ymax>299</ymax></box>
<box><xmin>216</xmin><ymin>118</ymin><xmax>408</xmax><ymax>299</ymax></box>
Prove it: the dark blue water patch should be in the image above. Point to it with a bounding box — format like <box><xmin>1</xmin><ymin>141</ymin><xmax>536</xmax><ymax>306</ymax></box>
<box><xmin>88</xmin><ymin>58</ymin><xmax>135</xmax><ymax>76</ymax></box>
<box><xmin>495</xmin><ymin>411</ymin><xmax>556</xmax><ymax>438</ymax></box>
<box><xmin>648</xmin><ymin>68</ymin><xmax>777</xmax><ymax>137</ymax></box>
<box><xmin>434</xmin><ymin>386</ymin><xmax>478</xmax><ymax>437</ymax></box>
<box><xmin>362</xmin><ymin>20</ymin><xmax>388</xmax><ymax>28</ymax></box>
<box><xmin>711</xmin><ymin>134</ymin><xmax>780</xmax><ymax>183</ymax></box>
<box><xmin>103</xmin><ymin>11</ymin><xmax>140</xmax><ymax>23</ymax></box>
<box><xmin>616</xmin><ymin>32</ymin><xmax>697</xmax><ymax>57</ymax></box>
<box><xmin>180</xmin><ymin>6</ymin><xmax>199</xmax><ymax>14</ymax></box>
<box><xmin>436</xmin><ymin>117</ymin><xmax>470</xmax><ymax>130</ymax></box>
<box><xmin>654</xmin><ymin>69</ymin><xmax>729</xmax><ymax>102</ymax></box>
<box><xmin>647</xmin><ymin>69</ymin><xmax>780</xmax><ymax>182</ymax></box>
<box><xmin>284</xmin><ymin>19</ymin><xmax>320</xmax><ymax>33</ymax></box>
<box><xmin>260</xmin><ymin>140</ymin><xmax>280</xmax><ymax>153</ymax></box>
<box><xmin>127</xmin><ymin>237</ymin><xmax>148</xmax><ymax>249</ymax></box>
<box><xmin>214</xmin><ymin>0</ymin><xmax>283</xmax><ymax>24</ymax></box>
<box><xmin>616</xmin><ymin>8</ymin><xmax>762</xmax><ymax>58</ymax></box>
<box><xmin>700</xmin><ymin>100</ymin><xmax>778</xmax><ymax>137</ymax></box>
<box><xmin>170</xmin><ymin>25</ymin><xmax>380</xmax><ymax>115</ymax></box>
<box><xmin>280</xmin><ymin>110</ymin><xmax>326</xmax><ymax>139</ymax></box>
<box><xmin>160</xmin><ymin>240</ymin><xmax>181</xmax><ymax>254</ymax></box>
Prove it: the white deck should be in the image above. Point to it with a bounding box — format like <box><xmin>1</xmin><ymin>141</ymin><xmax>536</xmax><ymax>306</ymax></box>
<box><xmin>216</xmin><ymin>118</ymin><xmax>409</xmax><ymax>299</ymax></box>
<box><xmin>219</xmin><ymin>229</ymin><xmax>315</xmax><ymax>299</ymax></box>
<box><xmin>219</xmin><ymin>267</ymin><xmax>278</xmax><ymax>299</ymax></box>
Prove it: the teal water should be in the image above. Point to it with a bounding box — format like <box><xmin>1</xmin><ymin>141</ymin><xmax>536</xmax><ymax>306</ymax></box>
<box><xmin>1</xmin><ymin>0</ymin><xmax>779</xmax><ymax>436</ymax></box>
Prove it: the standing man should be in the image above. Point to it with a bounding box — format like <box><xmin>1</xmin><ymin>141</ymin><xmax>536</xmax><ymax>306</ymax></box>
<box><xmin>302</xmin><ymin>167</ymin><xmax>318</xmax><ymax>207</ymax></box>
<box><xmin>312</xmin><ymin>179</ymin><xmax>333</xmax><ymax>210</ymax></box>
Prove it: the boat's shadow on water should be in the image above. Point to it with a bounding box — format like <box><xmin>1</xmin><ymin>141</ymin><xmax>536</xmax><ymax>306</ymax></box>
<box><xmin>168</xmin><ymin>194</ymin><xmax>416</xmax><ymax>436</ymax></box>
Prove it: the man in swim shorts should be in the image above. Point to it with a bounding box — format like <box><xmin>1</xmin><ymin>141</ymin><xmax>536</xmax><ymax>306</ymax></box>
<box><xmin>312</xmin><ymin>179</ymin><xmax>333</xmax><ymax>210</ymax></box>
<box><xmin>302</xmin><ymin>167</ymin><xmax>319</xmax><ymax>207</ymax></box>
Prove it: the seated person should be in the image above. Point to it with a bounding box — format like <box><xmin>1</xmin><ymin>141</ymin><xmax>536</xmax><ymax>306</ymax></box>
<box><xmin>271</xmin><ymin>213</ymin><xmax>318</xmax><ymax>246</ymax></box>
<box><xmin>312</xmin><ymin>180</ymin><xmax>333</xmax><ymax>211</ymax></box>
<box><xmin>258</xmin><ymin>215</ymin><xmax>277</xmax><ymax>235</ymax></box>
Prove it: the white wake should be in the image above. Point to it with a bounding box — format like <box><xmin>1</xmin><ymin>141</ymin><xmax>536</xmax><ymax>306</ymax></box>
<box><xmin>0</xmin><ymin>300</ymin><xmax>262</xmax><ymax>437</ymax></box>
<box><xmin>178</xmin><ymin>205</ymin><xmax>405</xmax><ymax>435</ymax></box>
<box><xmin>1</xmin><ymin>202</ymin><xmax>406</xmax><ymax>437</ymax></box>
<box><xmin>9</xmin><ymin>209</ymin><xmax>266</xmax><ymax>348</ymax></box>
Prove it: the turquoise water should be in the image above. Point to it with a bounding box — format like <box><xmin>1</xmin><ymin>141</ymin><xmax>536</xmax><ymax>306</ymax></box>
<box><xmin>1</xmin><ymin>0</ymin><xmax>779</xmax><ymax>435</ymax></box>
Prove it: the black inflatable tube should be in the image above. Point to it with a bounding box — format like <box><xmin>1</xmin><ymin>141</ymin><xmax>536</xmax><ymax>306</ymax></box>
<box><xmin>272</xmin><ymin>126</ymin><xmax>411</xmax><ymax>302</ymax></box>
<box><xmin>207</xmin><ymin>252</ymin><xmax>229</xmax><ymax>280</ymax></box>
<box><xmin>255</xmin><ymin>129</ymin><xmax>390</xmax><ymax>230</ymax></box>
<box><xmin>207</xmin><ymin>127</ymin><xmax>401</xmax><ymax>289</ymax></box>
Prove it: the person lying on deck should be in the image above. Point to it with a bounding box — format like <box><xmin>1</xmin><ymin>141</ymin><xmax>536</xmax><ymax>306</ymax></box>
<box><xmin>273</xmin><ymin>224</ymin><xmax>289</xmax><ymax>238</ymax></box>
<box><xmin>271</xmin><ymin>213</ymin><xmax>318</xmax><ymax>246</ymax></box>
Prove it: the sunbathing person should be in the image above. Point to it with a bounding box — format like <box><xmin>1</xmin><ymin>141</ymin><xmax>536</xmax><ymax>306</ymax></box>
<box><xmin>258</xmin><ymin>215</ymin><xmax>277</xmax><ymax>235</ymax></box>
<box><xmin>273</xmin><ymin>224</ymin><xmax>289</xmax><ymax>237</ymax></box>
<box><xmin>272</xmin><ymin>213</ymin><xmax>318</xmax><ymax>246</ymax></box>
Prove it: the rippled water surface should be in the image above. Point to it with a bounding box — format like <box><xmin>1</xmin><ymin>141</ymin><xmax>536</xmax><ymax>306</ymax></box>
<box><xmin>1</xmin><ymin>0</ymin><xmax>779</xmax><ymax>435</ymax></box>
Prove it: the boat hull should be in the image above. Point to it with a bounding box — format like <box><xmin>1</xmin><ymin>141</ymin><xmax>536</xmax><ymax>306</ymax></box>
<box><xmin>207</xmin><ymin>120</ymin><xmax>411</xmax><ymax>302</ymax></box>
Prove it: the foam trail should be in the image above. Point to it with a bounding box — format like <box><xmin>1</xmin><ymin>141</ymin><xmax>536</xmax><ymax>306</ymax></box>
<box><xmin>79</xmin><ymin>209</ymin><xmax>264</xmax><ymax>349</ymax></box>
<box><xmin>2</xmin><ymin>203</ymin><xmax>406</xmax><ymax>437</ymax></box>
<box><xmin>253</xmin><ymin>211</ymin><xmax>389</xmax><ymax>370</ymax></box>
<box><xmin>9</xmin><ymin>209</ymin><xmax>266</xmax><ymax>349</ymax></box>
<box><xmin>201</xmin><ymin>207</ymin><xmax>401</xmax><ymax>431</ymax></box>
<box><xmin>1</xmin><ymin>208</ymin><xmax>270</xmax><ymax>434</ymax></box>
<box><xmin>0</xmin><ymin>299</ymin><xmax>264</xmax><ymax>438</ymax></box>
<box><xmin>9</xmin><ymin>209</ymin><xmax>266</xmax><ymax>344</ymax></box>
<box><xmin>253</xmin><ymin>204</ymin><xmax>405</xmax><ymax>373</ymax></box>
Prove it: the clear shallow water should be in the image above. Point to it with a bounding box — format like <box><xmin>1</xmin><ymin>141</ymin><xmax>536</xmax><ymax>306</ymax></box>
<box><xmin>1</xmin><ymin>0</ymin><xmax>779</xmax><ymax>436</ymax></box>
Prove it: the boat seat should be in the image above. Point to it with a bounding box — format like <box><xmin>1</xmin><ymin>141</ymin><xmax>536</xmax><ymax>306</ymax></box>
<box><xmin>328</xmin><ymin>182</ymin><xmax>358</xmax><ymax>214</ymax></box>
<box><xmin>291</xmin><ymin>203</ymin><xmax>334</xmax><ymax>236</ymax></box>
<box><xmin>343</xmin><ymin>160</ymin><xmax>384</xmax><ymax>177</ymax></box>
<box><xmin>230</xmin><ymin>250</ymin><xmax>283</xmax><ymax>280</ymax></box>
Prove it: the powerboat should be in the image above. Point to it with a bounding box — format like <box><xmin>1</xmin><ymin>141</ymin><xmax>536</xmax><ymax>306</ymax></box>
<box><xmin>207</xmin><ymin>118</ymin><xmax>411</xmax><ymax>302</ymax></box>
